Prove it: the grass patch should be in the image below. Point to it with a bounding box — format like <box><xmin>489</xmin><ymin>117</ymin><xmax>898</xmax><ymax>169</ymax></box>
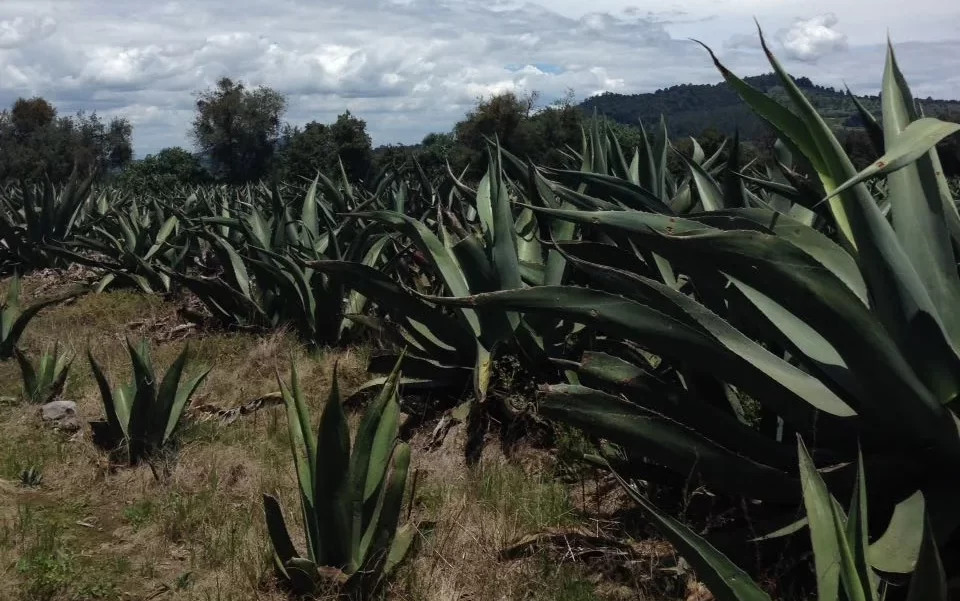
<box><xmin>0</xmin><ymin>281</ymin><xmax>626</xmax><ymax>601</ymax></box>
<box><xmin>469</xmin><ymin>460</ymin><xmax>578</xmax><ymax>532</ymax></box>
<box><xmin>5</xmin><ymin>503</ymin><xmax>129</xmax><ymax>601</ymax></box>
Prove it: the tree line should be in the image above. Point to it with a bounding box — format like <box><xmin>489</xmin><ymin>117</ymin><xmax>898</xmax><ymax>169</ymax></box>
<box><xmin>3</xmin><ymin>75</ymin><xmax>958</xmax><ymax>192</ymax></box>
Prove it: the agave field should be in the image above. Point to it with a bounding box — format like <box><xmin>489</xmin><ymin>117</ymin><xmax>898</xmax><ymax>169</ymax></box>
<box><xmin>2</xmin><ymin>29</ymin><xmax>960</xmax><ymax>601</ymax></box>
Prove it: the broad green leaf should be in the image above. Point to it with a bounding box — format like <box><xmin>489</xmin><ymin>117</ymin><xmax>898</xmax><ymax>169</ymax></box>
<box><xmin>867</xmin><ymin>491</ymin><xmax>925</xmax><ymax>573</ymax></box>
<box><xmin>905</xmin><ymin>512</ymin><xmax>948</xmax><ymax>601</ymax></box>
<box><xmin>313</xmin><ymin>366</ymin><xmax>352</xmax><ymax>569</ymax></box>
<box><xmin>825</xmin><ymin>118</ymin><xmax>960</xmax><ymax>201</ymax></box>
<box><xmin>798</xmin><ymin>438</ymin><xmax>843</xmax><ymax>601</ymax></box>
<box><xmin>263</xmin><ymin>494</ymin><xmax>301</xmax><ymax>566</ymax></box>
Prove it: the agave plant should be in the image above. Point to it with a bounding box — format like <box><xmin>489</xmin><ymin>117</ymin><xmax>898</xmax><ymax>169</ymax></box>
<box><xmin>0</xmin><ymin>168</ymin><xmax>97</xmax><ymax>274</ymax></box>
<box><xmin>18</xmin><ymin>466</ymin><xmax>43</xmax><ymax>488</ymax></box>
<box><xmin>617</xmin><ymin>438</ymin><xmax>949</xmax><ymax>601</ymax></box>
<box><xmin>421</xmin><ymin>27</ymin><xmax>960</xmax><ymax>575</ymax></box>
<box><xmin>1</xmin><ymin>274</ymin><xmax>80</xmax><ymax>360</ymax></box>
<box><xmin>311</xmin><ymin>144</ymin><xmax>578</xmax><ymax>407</ymax></box>
<box><xmin>88</xmin><ymin>340</ymin><xmax>210</xmax><ymax>465</ymax></box>
<box><xmin>15</xmin><ymin>343</ymin><xmax>74</xmax><ymax>404</ymax></box>
<box><xmin>174</xmin><ymin>176</ymin><xmax>394</xmax><ymax>344</ymax></box>
<box><xmin>263</xmin><ymin>357</ymin><xmax>414</xmax><ymax>597</ymax></box>
<box><xmin>51</xmin><ymin>196</ymin><xmax>188</xmax><ymax>294</ymax></box>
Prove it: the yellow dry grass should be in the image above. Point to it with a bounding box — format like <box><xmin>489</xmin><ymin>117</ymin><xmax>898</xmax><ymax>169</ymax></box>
<box><xmin>0</xmin><ymin>276</ymin><xmax>650</xmax><ymax>601</ymax></box>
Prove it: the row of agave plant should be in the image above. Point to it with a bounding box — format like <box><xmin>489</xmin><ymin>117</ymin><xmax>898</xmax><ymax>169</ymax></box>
<box><xmin>2</xmin><ymin>25</ymin><xmax>960</xmax><ymax>600</ymax></box>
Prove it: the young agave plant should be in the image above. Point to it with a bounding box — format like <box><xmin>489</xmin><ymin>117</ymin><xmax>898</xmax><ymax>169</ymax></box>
<box><xmin>1</xmin><ymin>274</ymin><xmax>80</xmax><ymax>360</ymax></box>
<box><xmin>263</xmin><ymin>357</ymin><xmax>415</xmax><ymax>597</ymax></box>
<box><xmin>88</xmin><ymin>340</ymin><xmax>210</xmax><ymax>465</ymax></box>
<box><xmin>15</xmin><ymin>343</ymin><xmax>74</xmax><ymax>404</ymax></box>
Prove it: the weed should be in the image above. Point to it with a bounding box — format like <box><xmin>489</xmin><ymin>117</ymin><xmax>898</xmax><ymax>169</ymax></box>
<box><xmin>123</xmin><ymin>498</ymin><xmax>155</xmax><ymax>530</ymax></box>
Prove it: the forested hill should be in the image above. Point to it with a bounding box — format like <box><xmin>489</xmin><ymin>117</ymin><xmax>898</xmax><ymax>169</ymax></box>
<box><xmin>579</xmin><ymin>73</ymin><xmax>960</xmax><ymax>139</ymax></box>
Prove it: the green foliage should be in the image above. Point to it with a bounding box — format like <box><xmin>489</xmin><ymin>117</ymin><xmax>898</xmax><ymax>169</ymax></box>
<box><xmin>113</xmin><ymin>147</ymin><xmax>209</xmax><ymax>195</ymax></box>
<box><xmin>88</xmin><ymin>339</ymin><xmax>210</xmax><ymax>465</ymax></box>
<box><xmin>0</xmin><ymin>168</ymin><xmax>98</xmax><ymax>273</ymax></box>
<box><xmin>15</xmin><ymin>342</ymin><xmax>73</xmax><ymax>404</ymax></box>
<box><xmin>0</xmin><ymin>96</ymin><xmax>133</xmax><ymax>184</ymax></box>
<box><xmin>18</xmin><ymin>465</ymin><xmax>43</xmax><ymax>488</ymax></box>
<box><xmin>191</xmin><ymin>77</ymin><xmax>287</xmax><ymax>183</ymax></box>
<box><xmin>276</xmin><ymin>111</ymin><xmax>374</xmax><ymax>184</ymax></box>
<box><xmin>419</xmin><ymin>28</ymin><xmax>960</xmax><ymax>584</ymax></box>
<box><xmin>57</xmin><ymin>194</ymin><xmax>188</xmax><ymax>294</ymax></box>
<box><xmin>262</xmin><ymin>356</ymin><xmax>415</xmax><ymax>597</ymax></box>
<box><xmin>614</xmin><ymin>439</ymin><xmax>947</xmax><ymax>601</ymax></box>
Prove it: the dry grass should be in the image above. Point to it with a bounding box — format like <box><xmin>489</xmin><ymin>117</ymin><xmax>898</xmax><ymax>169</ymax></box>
<box><xmin>0</xmin><ymin>277</ymin><xmax>653</xmax><ymax>601</ymax></box>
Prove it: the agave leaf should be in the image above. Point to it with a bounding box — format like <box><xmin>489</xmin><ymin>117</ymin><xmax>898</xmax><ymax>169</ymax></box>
<box><xmin>1</xmin><ymin>288</ymin><xmax>80</xmax><ymax>358</ymax></box>
<box><xmin>540</xmin><ymin>169</ymin><xmax>671</xmax><ymax>213</ymax></box>
<box><xmin>346</xmin><ymin>211</ymin><xmax>481</xmax><ymax>338</ymax></box>
<box><xmin>383</xmin><ymin>523</ymin><xmax>415</xmax><ymax>576</ymax></box>
<box><xmin>342</xmin><ymin>235</ymin><xmax>392</xmax><ymax>333</ymax></box>
<box><xmin>845</xmin><ymin>87</ymin><xmax>884</xmax><ymax>155</ymax></box>
<box><xmin>121</xmin><ymin>341</ymin><xmax>153</xmax><ymax>462</ymax></box>
<box><xmin>314</xmin><ymin>366</ymin><xmax>352</xmax><ymax>569</ymax></box>
<box><xmin>306</xmin><ymin>260</ymin><xmax>473</xmax><ymax>353</ymax></box>
<box><xmin>153</xmin><ymin>345</ymin><xmax>189</xmax><ymax>447</ymax></box>
<box><xmin>263</xmin><ymin>494</ymin><xmax>301</xmax><ymax>566</ymax></box>
<box><xmin>15</xmin><ymin>348</ymin><xmax>38</xmax><ymax>402</ymax></box>
<box><xmin>488</xmin><ymin>144</ymin><xmax>522</xmax><ymax>292</ymax></box>
<box><xmin>437</xmin><ymin>281</ymin><xmax>852</xmax><ymax>432</ymax></box>
<box><xmin>475</xmin><ymin>170</ymin><xmax>495</xmax><ymax>244</ymax></box>
<box><xmin>844</xmin><ymin>450</ymin><xmax>879</xmax><ymax>600</ymax></box>
<box><xmin>614</xmin><ymin>470</ymin><xmax>773</xmax><ymax>601</ymax></box>
<box><xmin>301</xmin><ymin>176</ymin><xmax>321</xmax><ymax>244</ymax></box>
<box><xmin>523</xmin><ymin>206</ymin><xmax>959</xmax><ymax>463</ymax></box>
<box><xmin>798</xmin><ymin>437</ymin><xmax>847</xmax><ymax>601</ymax></box>
<box><xmin>905</xmin><ymin>512</ymin><xmax>948</xmax><ymax>601</ymax></box>
<box><xmin>210</xmin><ymin>234</ymin><xmax>255</xmax><ymax>302</ymax></box>
<box><xmin>878</xmin><ymin>44</ymin><xmax>960</xmax><ymax>351</ymax></box>
<box><xmin>677</xmin><ymin>148</ymin><xmax>724</xmax><ymax>211</ymax></box>
<box><xmin>143</xmin><ymin>215</ymin><xmax>179</xmax><ymax>261</ymax></box>
<box><xmin>284</xmin><ymin>558</ymin><xmax>323</xmax><ymax>595</ymax></box>
<box><xmin>88</xmin><ymin>350</ymin><xmax>127</xmax><ymax>438</ymax></box>
<box><xmin>360</xmin><ymin>442</ymin><xmax>411</xmax><ymax>574</ymax></box>
<box><xmin>825</xmin><ymin>118</ymin><xmax>960</xmax><ymax>201</ymax></box>
<box><xmin>277</xmin><ymin>369</ymin><xmax>319</xmax><ymax>558</ymax></box>
<box><xmin>541</xmin><ymin>385</ymin><xmax>797</xmax><ymax>501</ymax></box>
<box><xmin>867</xmin><ymin>491</ymin><xmax>925</xmax><ymax>573</ymax></box>
<box><xmin>363</xmin><ymin>367</ymin><xmax>403</xmax><ymax>501</ymax></box>
<box><xmin>751</xmin><ymin>28</ymin><xmax>960</xmax><ymax>408</ymax></box>
<box><xmin>164</xmin><ymin>365</ymin><xmax>209</xmax><ymax>443</ymax></box>
<box><xmin>349</xmin><ymin>355</ymin><xmax>402</xmax><ymax>563</ymax></box>
<box><xmin>48</xmin><ymin>350</ymin><xmax>73</xmax><ymax>402</ymax></box>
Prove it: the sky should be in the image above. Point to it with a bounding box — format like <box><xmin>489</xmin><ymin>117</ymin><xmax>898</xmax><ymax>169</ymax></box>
<box><xmin>1</xmin><ymin>0</ymin><xmax>959</xmax><ymax>157</ymax></box>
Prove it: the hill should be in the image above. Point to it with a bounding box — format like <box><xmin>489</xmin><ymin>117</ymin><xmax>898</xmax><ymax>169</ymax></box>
<box><xmin>579</xmin><ymin>73</ymin><xmax>960</xmax><ymax>140</ymax></box>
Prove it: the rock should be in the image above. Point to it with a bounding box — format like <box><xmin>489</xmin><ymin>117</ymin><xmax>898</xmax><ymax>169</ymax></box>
<box><xmin>40</xmin><ymin>400</ymin><xmax>81</xmax><ymax>432</ymax></box>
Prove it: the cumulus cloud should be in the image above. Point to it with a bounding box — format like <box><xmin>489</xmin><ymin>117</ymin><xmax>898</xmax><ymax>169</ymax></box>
<box><xmin>0</xmin><ymin>15</ymin><xmax>56</xmax><ymax>48</ymax></box>
<box><xmin>0</xmin><ymin>0</ymin><xmax>956</xmax><ymax>156</ymax></box>
<box><xmin>778</xmin><ymin>14</ymin><xmax>849</xmax><ymax>61</ymax></box>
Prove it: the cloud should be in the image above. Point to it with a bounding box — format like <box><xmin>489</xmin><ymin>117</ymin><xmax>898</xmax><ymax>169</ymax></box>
<box><xmin>777</xmin><ymin>14</ymin><xmax>848</xmax><ymax>62</ymax></box>
<box><xmin>0</xmin><ymin>0</ymin><xmax>956</xmax><ymax>156</ymax></box>
<box><xmin>0</xmin><ymin>15</ymin><xmax>56</xmax><ymax>48</ymax></box>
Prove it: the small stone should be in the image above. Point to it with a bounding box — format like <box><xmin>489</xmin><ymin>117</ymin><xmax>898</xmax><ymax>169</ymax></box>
<box><xmin>40</xmin><ymin>400</ymin><xmax>81</xmax><ymax>432</ymax></box>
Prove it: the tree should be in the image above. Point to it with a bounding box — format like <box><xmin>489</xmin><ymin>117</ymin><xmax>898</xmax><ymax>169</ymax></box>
<box><xmin>275</xmin><ymin>111</ymin><xmax>374</xmax><ymax>184</ymax></box>
<box><xmin>191</xmin><ymin>77</ymin><xmax>287</xmax><ymax>183</ymax></box>
<box><xmin>115</xmin><ymin>147</ymin><xmax>209</xmax><ymax>194</ymax></box>
<box><xmin>330</xmin><ymin>111</ymin><xmax>373</xmax><ymax>182</ymax></box>
<box><xmin>453</xmin><ymin>91</ymin><xmax>538</xmax><ymax>175</ymax></box>
<box><xmin>0</xmin><ymin>97</ymin><xmax>133</xmax><ymax>184</ymax></box>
